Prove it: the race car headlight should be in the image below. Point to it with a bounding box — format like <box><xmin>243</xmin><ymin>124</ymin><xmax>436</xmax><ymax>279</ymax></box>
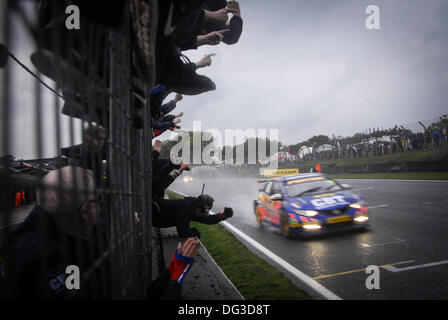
<box><xmin>353</xmin><ymin>215</ymin><xmax>369</xmax><ymax>223</ymax></box>
<box><xmin>303</xmin><ymin>223</ymin><xmax>322</xmax><ymax>230</ymax></box>
<box><xmin>293</xmin><ymin>209</ymin><xmax>318</xmax><ymax>217</ymax></box>
<box><xmin>349</xmin><ymin>203</ymin><xmax>363</xmax><ymax>209</ymax></box>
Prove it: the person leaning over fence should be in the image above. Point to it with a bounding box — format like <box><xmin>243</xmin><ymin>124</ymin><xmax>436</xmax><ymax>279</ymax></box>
<box><xmin>0</xmin><ymin>166</ymin><xmax>111</xmax><ymax>299</ymax></box>
<box><xmin>152</xmin><ymin>140</ymin><xmax>191</xmax><ymax>201</ymax></box>
<box><xmin>152</xmin><ymin>194</ymin><xmax>233</xmax><ymax>239</ymax></box>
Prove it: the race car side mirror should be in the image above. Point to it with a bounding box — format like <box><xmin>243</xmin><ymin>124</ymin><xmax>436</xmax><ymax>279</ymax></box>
<box><xmin>342</xmin><ymin>184</ymin><xmax>352</xmax><ymax>190</ymax></box>
<box><xmin>271</xmin><ymin>193</ymin><xmax>284</xmax><ymax>201</ymax></box>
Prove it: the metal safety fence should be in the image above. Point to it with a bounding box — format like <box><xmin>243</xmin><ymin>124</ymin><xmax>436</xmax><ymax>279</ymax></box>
<box><xmin>0</xmin><ymin>0</ymin><xmax>156</xmax><ymax>299</ymax></box>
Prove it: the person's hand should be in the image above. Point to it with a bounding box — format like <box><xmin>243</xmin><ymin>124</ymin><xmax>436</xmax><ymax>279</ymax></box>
<box><xmin>227</xmin><ymin>1</ymin><xmax>241</xmax><ymax>17</ymax></box>
<box><xmin>134</xmin><ymin>211</ymin><xmax>140</xmax><ymax>224</ymax></box>
<box><xmin>197</xmin><ymin>30</ymin><xmax>230</xmax><ymax>47</ymax></box>
<box><xmin>175</xmin><ymin>112</ymin><xmax>184</xmax><ymax>118</ymax></box>
<box><xmin>173</xmin><ymin>118</ymin><xmax>181</xmax><ymax>125</ymax></box>
<box><xmin>205</xmin><ymin>8</ymin><xmax>230</xmax><ymax>26</ymax></box>
<box><xmin>222</xmin><ymin>207</ymin><xmax>233</xmax><ymax>218</ymax></box>
<box><xmin>179</xmin><ymin>163</ymin><xmax>191</xmax><ymax>173</ymax></box>
<box><xmin>196</xmin><ymin>54</ymin><xmax>216</xmax><ymax>68</ymax></box>
<box><xmin>154</xmin><ymin>140</ymin><xmax>162</xmax><ymax>152</ymax></box>
<box><xmin>174</xmin><ymin>93</ymin><xmax>183</xmax><ymax>103</ymax></box>
<box><xmin>178</xmin><ymin>237</ymin><xmax>200</xmax><ymax>258</ymax></box>
<box><xmin>169</xmin><ymin>237</ymin><xmax>199</xmax><ymax>283</ymax></box>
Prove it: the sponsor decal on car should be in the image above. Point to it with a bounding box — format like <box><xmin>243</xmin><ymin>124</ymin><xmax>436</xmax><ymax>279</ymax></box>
<box><xmin>310</xmin><ymin>195</ymin><xmax>349</xmax><ymax>208</ymax></box>
<box><xmin>286</xmin><ymin>176</ymin><xmax>324</xmax><ymax>185</ymax></box>
<box><xmin>327</xmin><ymin>216</ymin><xmax>352</xmax><ymax>224</ymax></box>
<box><xmin>262</xmin><ymin>168</ymin><xmax>299</xmax><ymax>177</ymax></box>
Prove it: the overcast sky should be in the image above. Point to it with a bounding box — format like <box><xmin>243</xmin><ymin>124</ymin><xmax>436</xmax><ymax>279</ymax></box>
<box><xmin>2</xmin><ymin>0</ymin><xmax>448</xmax><ymax>159</ymax></box>
<box><xmin>161</xmin><ymin>0</ymin><xmax>448</xmax><ymax>146</ymax></box>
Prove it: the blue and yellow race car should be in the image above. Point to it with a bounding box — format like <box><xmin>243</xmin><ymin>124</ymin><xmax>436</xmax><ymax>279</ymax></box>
<box><xmin>253</xmin><ymin>173</ymin><xmax>369</xmax><ymax>237</ymax></box>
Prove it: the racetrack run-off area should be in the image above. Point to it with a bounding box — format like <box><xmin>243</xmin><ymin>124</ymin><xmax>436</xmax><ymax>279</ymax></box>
<box><xmin>171</xmin><ymin>177</ymin><xmax>448</xmax><ymax>300</ymax></box>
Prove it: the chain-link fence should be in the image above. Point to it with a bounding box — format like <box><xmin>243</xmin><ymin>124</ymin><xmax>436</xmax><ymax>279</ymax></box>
<box><xmin>0</xmin><ymin>0</ymin><xmax>156</xmax><ymax>299</ymax></box>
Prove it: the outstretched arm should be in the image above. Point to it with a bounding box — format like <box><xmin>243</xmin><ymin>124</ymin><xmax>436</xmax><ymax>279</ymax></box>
<box><xmin>193</xmin><ymin>208</ymin><xmax>233</xmax><ymax>225</ymax></box>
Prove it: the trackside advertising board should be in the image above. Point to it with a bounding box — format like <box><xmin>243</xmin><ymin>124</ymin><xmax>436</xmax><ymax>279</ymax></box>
<box><xmin>261</xmin><ymin>168</ymin><xmax>299</xmax><ymax>177</ymax></box>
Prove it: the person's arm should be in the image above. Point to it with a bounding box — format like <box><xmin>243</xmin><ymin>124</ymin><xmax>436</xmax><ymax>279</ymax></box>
<box><xmin>147</xmin><ymin>239</ymin><xmax>198</xmax><ymax>300</ymax></box>
<box><xmin>160</xmin><ymin>93</ymin><xmax>183</xmax><ymax>115</ymax></box>
<box><xmin>195</xmin><ymin>54</ymin><xmax>216</xmax><ymax>70</ymax></box>
<box><xmin>147</xmin><ymin>268</ymin><xmax>172</xmax><ymax>300</ymax></box>
<box><xmin>193</xmin><ymin>214</ymin><xmax>223</xmax><ymax>225</ymax></box>
<box><xmin>160</xmin><ymin>100</ymin><xmax>176</xmax><ymax>116</ymax></box>
<box><xmin>196</xmin><ymin>29</ymin><xmax>230</xmax><ymax>47</ymax></box>
<box><xmin>153</xmin><ymin>173</ymin><xmax>176</xmax><ymax>198</ymax></box>
<box><xmin>154</xmin><ymin>159</ymin><xmax>186</xmax><ymax>180</ymax></box>
<box><xmin>152</xmin><ymin>118</ymin><xmax>179</xmax><ymax>131</ymax></box>
<box><xmin>193</xmin><ymin>208</ymin><xmax>233</xmax><ymax>225</ymax></box>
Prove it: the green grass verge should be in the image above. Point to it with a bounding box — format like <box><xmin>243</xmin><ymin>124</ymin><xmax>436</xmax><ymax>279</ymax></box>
<box><xmin>165</xmin><ymin>190</ymin><xmax>312</xmax><ymax>300</ymax></box>
<box><xmin>328</xmin><ymin>172</ymin><xmax>448</xmax><ymax>180</ymax></box>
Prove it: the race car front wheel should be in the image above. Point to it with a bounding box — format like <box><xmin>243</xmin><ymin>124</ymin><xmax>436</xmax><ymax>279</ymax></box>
<box><xmin>281</xmin><ymin>210</ymin><xmax>291</xmax><ymax>237</ymax></box>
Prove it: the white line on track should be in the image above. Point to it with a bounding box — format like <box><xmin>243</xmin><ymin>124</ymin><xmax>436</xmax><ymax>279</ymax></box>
<box><xmin>352</xmin><ymin>187</ymin><xmax>374</xmax><ymax>191</ymax></box>
<box><xmin>422</xmin><ymin>199</ymin><xmax>448</xmax><ymax>205</ymax></box>
<box><xmin>383</xmin><ymin>260</ymin><xmax>448</xmax><ymax>272</ymax></box>
<box><xmin>360</xmin><ymin>238</ymin><xmax>405</xmax><ymax>248</ymax></box>
<box><xmin>170</xmin><ymin>189</ymin><xmax>342</xmax><ymax>300</ymax></box>
<box><xmin>219</xmin><ymin>221</ymin><xmax>342</xmax><ymax>300</ymax></box>
<box><xmin>367</xmin><ymin>204</ymin><xmax>388</xmax><ymax>209</ymax></box>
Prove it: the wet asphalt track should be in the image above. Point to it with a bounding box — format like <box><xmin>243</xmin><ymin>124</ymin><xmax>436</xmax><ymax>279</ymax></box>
<box><xmin>171</xmin><ymin>177</ymin><xmax>448</xmax><ymax>300</ymax></box>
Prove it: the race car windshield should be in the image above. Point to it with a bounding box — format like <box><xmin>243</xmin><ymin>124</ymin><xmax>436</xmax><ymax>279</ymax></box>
<box><xmin>283</xmin><ymin>179</ymin><xmax>343</xmax><ymax>198</ymax></box>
